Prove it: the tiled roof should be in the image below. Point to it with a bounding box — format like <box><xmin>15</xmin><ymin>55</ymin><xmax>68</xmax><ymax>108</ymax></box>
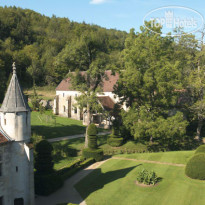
<box><xmin>98</xmin><ymin>96</ymin><xmax>115</xmax><ymax>111</ymax></box>
<box><xmin>56</xmin><ymin>70</ymin><xmax>119</xmax><ymax>92</ymax></box>
<box><xmin>0</xmin><ymin>132</ymin><xmax>8</xmax><ymax>145</ymax></box>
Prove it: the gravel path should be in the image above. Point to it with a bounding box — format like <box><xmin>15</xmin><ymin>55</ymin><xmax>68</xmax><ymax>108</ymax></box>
<box><xmin>48</xmin><ymin>132</ymin><xmax>110</xmax><ymax>143</ymax></box>
<box><xmin>112</xmin><ymin>156</ymin><xmax>185</xmax><ymax>167</ymax></box>
<box><xmin>35</xmin><ymin>159</ymin><xmax>109</xmax><ymax>205</ymax></box>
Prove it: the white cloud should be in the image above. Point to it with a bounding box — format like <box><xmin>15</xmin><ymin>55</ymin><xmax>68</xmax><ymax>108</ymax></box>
<box><xmin>90</xmin><ymin>0</ymin><xmax>108</xmax><ymax>5</ymax></box>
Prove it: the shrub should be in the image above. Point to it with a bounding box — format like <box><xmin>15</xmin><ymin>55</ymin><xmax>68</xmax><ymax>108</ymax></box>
<box><xmin>88</xmin><ymin>135</ymin><xmax>97</xmax><ymax>149</ymax></box>
<box><xmin>35</xmin><ymin>140</ymin><xmax>54</xmax><ymax>174</ymax></box>
<box><xmin>137</xmin><ymin>169</ymin><xmax>159</xmax><ymax>185</ymax></box>
<box><xmin>87</xmin><ymin>123</ymin><xmax>98</xmax><ymax>136</ymax></box>
<box><xmin>35</xmin><ymin>158</ymin><xmax>95</xmax><ymax>195</ymax></box>
<box><xmin>58</xmin><ymin>158</ymin><xmax>94</xmax><ymax>180</ymax></box>
<box><xmin>195</xmin><ymin>145</ymin><xmax>205</xmax><ymax>154</ymax></box>
<box><xmin>35</xmin><ymin>172</ymin><xmax>63</xmax><ymax>195</ymax></box>
<box><xmin>185</xmin><ymin>153</ymin><xmax>205</xmax><ymax>180</ymax></box>
<box><xmin>83</xmin><ymin>148</ymin><xmax>104</xmax><ymax>161</ymax></box>
<box><xmin>107</xmin><ymin>137</ymin><xmax>123</xmax><ymax>147</ymax></box>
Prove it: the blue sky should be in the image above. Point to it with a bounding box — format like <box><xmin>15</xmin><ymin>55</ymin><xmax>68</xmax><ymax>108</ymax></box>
<box><xmin>0</xmin><ymin>0</ymin><xmax>204</xmax><ymax>33</ymax></box>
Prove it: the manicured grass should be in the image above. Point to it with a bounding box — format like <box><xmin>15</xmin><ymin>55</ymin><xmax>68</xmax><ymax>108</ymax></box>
<box><xmin>75</xmin><ymin>158</ymin><xmax>205</xmax><ymax>205</ymax></box>
<box><xmin>52</xmin><ymin>137</ymin><xmax>86</xmax><ymax>170</ymax></box>
<box><xmin>31</xmin><ymin>110</ymin><xmax>86</xmax><ymax>139</ymax></box>
<box><xmin>115</xmin><ymin>150</ymin><xmax>194</xmax><ymax>165</ymax></box>
<box><xmin>52</xmin><ymin>136</ymin><xmax>150</xmax><ymax>170</ymax></box>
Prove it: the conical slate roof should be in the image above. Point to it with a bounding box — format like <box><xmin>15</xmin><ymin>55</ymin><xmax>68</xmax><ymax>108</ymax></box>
<box><xmin>0</xmin><ymin>63</ymin><xmax>30</xmax><ymax>113</ymax></box>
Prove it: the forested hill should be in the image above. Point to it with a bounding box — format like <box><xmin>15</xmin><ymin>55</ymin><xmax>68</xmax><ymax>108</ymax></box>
<box><xmin>0</xmin><ymin>6</ymin><xmax>127</xmax><ymax>101</ymax></box>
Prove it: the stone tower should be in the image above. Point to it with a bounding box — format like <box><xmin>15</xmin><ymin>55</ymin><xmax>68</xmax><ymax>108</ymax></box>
<box><xmin>0</xmin><ymin>63</ymin><xmax>34</xmax><ymax>205</ymax></box>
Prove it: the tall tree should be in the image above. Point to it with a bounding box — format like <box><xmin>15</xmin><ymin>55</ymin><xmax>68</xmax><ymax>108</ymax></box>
<box><xmin>115</xmin><ymin>23</ymin><xmax>186</xmax><ymax>144</ymax></box>
<box><xmin>68</xmin><ymin>31</ymin><xmax>110</xmax><ymax>147</ymax></box>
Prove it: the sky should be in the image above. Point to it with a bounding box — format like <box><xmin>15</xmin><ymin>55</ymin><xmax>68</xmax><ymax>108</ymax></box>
<box><xmin>0</xmin><ymin>0</ymin><xmax>204</xmax><ymax>33</ymax></box>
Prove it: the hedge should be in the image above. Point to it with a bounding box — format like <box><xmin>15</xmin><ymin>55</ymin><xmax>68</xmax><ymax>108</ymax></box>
<box><xmin>58</xmin><ymin>158</ymin><xmax>95</xmax><ymax>180</ymax></box>
<box><xmin>185</xmin><ymin>153</ymin><xmax>205</xmax><ymax>180</ymax></box>
<box><xmin>107</xmin><ymin>137</ymin><xmax>123</xmax><ymax>147</ymax></box>
<box><xmin>35</xmin><ymin>158</ymin><xmax>95</xmax><ymax>195</ymax></box>
<box><xmin>88</xmin><ymin>135</ymin><xmax>97</xmax><ymax>149</ymax></box>
<box><xmin>195</xmin><ymin>145</ymin><xmax>205</xmax><ymax>154</ymax></box>
<box><xmin>83</xmin><ymin>148</ymin><xmax>104</xmax><ymax>161</ymax></box>
<box><xmin>87</xmin><ymin>123</ymin><xmax>98</xmax><ymax>136</ymax></box>
<box><xmin>35</xmin><ymin>172</ymin><xmax>63</xmax><ymax>196</ymax></box>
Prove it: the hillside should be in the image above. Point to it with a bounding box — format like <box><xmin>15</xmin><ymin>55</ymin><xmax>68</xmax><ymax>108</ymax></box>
<box><xmin>0</xmin><ymin>6</ymin><xmax>127</xmax><ymax>102</ymax></box>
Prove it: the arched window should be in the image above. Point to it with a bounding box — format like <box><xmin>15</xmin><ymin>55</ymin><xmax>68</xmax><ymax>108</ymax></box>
<box><xmin>14</xmin><ymin>198</ymin><xmax>24</xmax><ymax>205</ymax></box>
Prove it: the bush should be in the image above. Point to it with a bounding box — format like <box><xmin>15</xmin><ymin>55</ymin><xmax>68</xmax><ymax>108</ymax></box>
<box><xmin>58</xmin><ymin>158</ymin><xmax>94</xmax><ymax>180</ymax></box>
<box><xmin>185</xmin><ymin>153</ymin><xmax>205</xmax><ymax>180</ymax></box>
<box><xmin>35</xmin><ymin>172</ymin><xmax>63</xmax><ymax>195</ymax></box>
<box><xmin>88</xmin><ymin>135</ymin><xmax>97</xmax><ymax>149</ymax></box>
<box><xmin>35</xmin><ymin>140</ymin><xmax>54</xmax><ymax>174</ymax></box>
<box><xmin>195</xmin><ymin>145</ymin><xmax>205</xmax><ymax>154</ymax></box>
<box><xmin>83</xmin><ymin>148</ymin><xmax>104</xmax><ymax>161</ymax></box>
<box><xmin>87</xmin><ymin>123</ymin><xmax>98</xmax><ymax>136</ymax></box>
<box><xmin>137</xmin><ymin>169</ymin><xmax>159</xmax><ymax>185</ymax></box>
<box><xmin>107</xmin><ymin>137</ymin><xmax>123</xmax><ymax>147</ymax></box>
<box><xmin>35</xmin><ymin>158</ymin><xmax>95</xmax><ymax>195</ymax></box>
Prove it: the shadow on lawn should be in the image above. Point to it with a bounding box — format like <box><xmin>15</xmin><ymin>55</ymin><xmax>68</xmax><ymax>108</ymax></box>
<box><xmin>75</xmin><ymin>165</ymin><xmax>141</xmax><ymax>202</ymax></box>
<box><xmin>31</xmin><ymin>124</ymin><xmax>86</xmax><ymax>139</ymax></box>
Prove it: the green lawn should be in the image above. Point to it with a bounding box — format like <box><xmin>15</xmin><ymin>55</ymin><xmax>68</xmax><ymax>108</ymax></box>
<box><xmin>115</xmin><ymin>150</ymin><xmax>194</xmax><ymax>165</ymax></box>
<box><xmin>31</xmin><ymin>110</ymin><xmax>86</xmax><ymax>139</ymax></box>
<box><xmin>75</xmin><ymin>155</ymin><xmax>205</xmax><ymax>205</ymax></box>
<box><xmin>52</xmin><ymin>137</ymin><xmax>86</xmax><ymax>170</ymax></box>
<box><xmin>52</xmin><ymin>136</ymin><xmax>149</xmax><ymax>170</ymax></box>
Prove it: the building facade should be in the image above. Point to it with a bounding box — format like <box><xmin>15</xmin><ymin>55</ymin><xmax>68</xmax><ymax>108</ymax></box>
<box><xmin>53</xmin><ymin>70</ymin><xmax>125</xmax><ymax>127</ymax></box>
<box><xmin>0</xmin><ymin>63</ymin><xmax>34</xmax><ymax>205</ymax></box>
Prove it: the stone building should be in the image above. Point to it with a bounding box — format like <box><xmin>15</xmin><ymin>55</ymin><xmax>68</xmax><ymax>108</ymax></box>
<box><xmin>53</xmin><ymin>70</ymin><xmax>126</xmax><ymax>127</ymax></box>
<box><xmin>0</xmin><ymin>63</ymin><xmax>34</xmax><ymax>205</ymax></box>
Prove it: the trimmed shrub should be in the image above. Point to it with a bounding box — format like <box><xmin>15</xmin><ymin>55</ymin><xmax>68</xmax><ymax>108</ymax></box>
<box><xmin>107</xmin><ymin>137</ymin><xmax>123</xmax><ymax>147</ymax></box>
<box><xmin>35</xmin><ymin>172</ymin><xmax>63</xmax><ymax>195</ymax></box>
<box><xmin>87</xmin><ymin>123</ymin><xmax>98</xmax><ymax>136</ymax></box>
<box><xmin>83</xmin><ymin>148</ymin><xmax>104</xmax><ymax>161</ymax></box>
<box><xmin>35</xmin><ymin>158</ymin><xmax>95</xmax><ymax>195</ymax></box>
<box><xmin>59</xmin><ymin>158</ymin><xmax>94</xmax><ymax>180</ymax></box>
<box><xmin>35</xmin><ymin>140</ymin><xmax>54</xmax><ymax>174</ymax></box>
<box><xmin>185</xmin><ymin>153</ymin><xmax>205</xmax><ymax>180</ymax></box>
<box><xmin>137</xmin><ymin>169</ymin><xmax>159</xmax><ymax>185</ymax></box>
<box><xmin>88</xmin><ymin>135</ymin><xmax>97</xmax><ymax>149</ymax></box>
<box><xmin>195</xmin><ymin>145</ymin><xmax>205</xmax><ymax>154</ymax></box>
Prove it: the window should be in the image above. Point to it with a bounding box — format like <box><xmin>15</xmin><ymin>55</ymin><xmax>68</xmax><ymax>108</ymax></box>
<box><xmin>63</xmin><ymin>106</ymin><xmax>66</xmax><ymax>112</ymax></box>
<box><xmin>16</xmin><ymin>166</ymin><xmax>18</xmax><ymax>172</ymax></box>
<box><xmin>4</xmin><ymin>119</ymin><xmax>6</xmax><ymax>125</ymax></box>
<box><xmin>14</xmin><ymin>198</ymin><xmax>24</xmax><ymax>205</ymax></box>
<box><xmin>0</xmin><ymin>153</ymin><xmax>2</xmax><ymax>177</ymax></box>
<box><xmin>0</xmin><ymin>196</ymin><xmax>3</xmax><ymax>205</ymax></box>
<box><xmin>63</xmin><ymin>93</ymin><xmax>65</xmax><ymax>97</ymax></box>
<box><xmin>74</xmin><ymin>107</ymin><xmax>77</xmax><ymax>114</ymax></box>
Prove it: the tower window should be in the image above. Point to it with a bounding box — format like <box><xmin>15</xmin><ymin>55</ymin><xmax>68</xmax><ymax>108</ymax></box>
<box><xmin>14</xmin><ymin>198</ymin><xmax>24</xmax><ymax>205</ymax></box>
<box><xmin>0</xmin><ymin>163</ymin><xmax>2</xmax><ymax>177</ymax></box>
<box><xmin>0</xmin><ymin>153</ymin><xmax>2</xmax><ymax>177</ymax></box>
<box><xmin>0</xmin><ymin>196</ymin><xmax>3</xmax><ymax>205</ymax></box>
